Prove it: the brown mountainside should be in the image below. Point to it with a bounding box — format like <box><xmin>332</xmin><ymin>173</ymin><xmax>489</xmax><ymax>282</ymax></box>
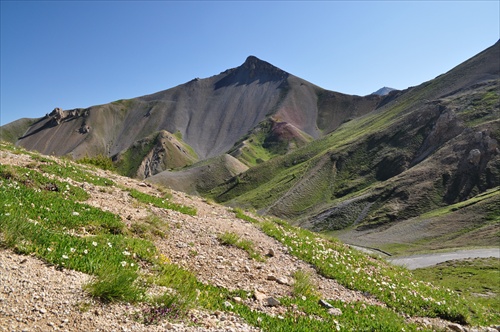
<box><xmin>7</xmin><ymin>56</ymin><xmax>386</xmax><ymax>178</ymax></box>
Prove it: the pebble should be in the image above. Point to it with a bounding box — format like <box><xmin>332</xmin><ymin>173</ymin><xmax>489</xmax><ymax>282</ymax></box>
<box><xmin>265</xmin><ymin>297</ymin><xmax>281</xmax><ymax>307</ymax></box>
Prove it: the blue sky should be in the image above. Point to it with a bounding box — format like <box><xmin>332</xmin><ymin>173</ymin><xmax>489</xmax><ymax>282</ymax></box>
<box><xmin>1</xmin><ymin>1</ymin><xmax>499</xmax><ymax>125</ymax></box>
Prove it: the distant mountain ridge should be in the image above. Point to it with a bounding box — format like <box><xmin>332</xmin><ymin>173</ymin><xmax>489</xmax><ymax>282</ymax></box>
<box><xmin>371</xmin><ymin>86</ymin><xmax>396</xmax><ymax>96</ymax></box>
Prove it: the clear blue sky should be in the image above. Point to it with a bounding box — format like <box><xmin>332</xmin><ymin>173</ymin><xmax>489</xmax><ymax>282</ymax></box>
<box><xmin>1</xmin><ymin>1</ymin><xmax>499</xmax><ymax>125</ymax></box>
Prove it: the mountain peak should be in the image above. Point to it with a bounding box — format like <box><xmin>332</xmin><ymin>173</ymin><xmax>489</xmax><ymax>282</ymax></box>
<box><xmin>244</xmin><ymin>55</ymin><xmax>261</xmax><ymax>64</ymax></box>
<box><xmin>371</xmin><ymin>86</ymin><xmax>396</xmax><ymax>96</ymax></box>
<box><xmin>214</xmin><ymin>56</ymin><xmax>288</xmax><ymax>89</ymax></box>
<box><xmin>241</xmin><ymin>55</ymin><xmax>285</xmax><ymax>74</ymax></box>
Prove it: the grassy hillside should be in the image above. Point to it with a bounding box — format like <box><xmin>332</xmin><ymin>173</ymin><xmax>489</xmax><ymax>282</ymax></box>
<box><xmin>0</xmin><ymin>117</ymin><xmax>39</xmax><ymax>143</ymax></box>
<box><xmin>1</xmin><ymin>141</ymin><xmax>499</xmax><ymax>330</ymax></box>
<box><xmin>0</xmin><ymin>143</ymin><xmax>499</xmax><ymax>331</ymax></box>
<box><xmin>228</xmin><ymin>118</ymin><xmax>314</xmax><ymax>167</ymax></box>
<box><xmin>114</xmin><ymin>130</ymin><xmax>198</xmax><ymax>178</ymax></box>
<box><xmin>412</xmin><ymin>257</ymin><xmax>500</xmax><ymax>317</ymax></box>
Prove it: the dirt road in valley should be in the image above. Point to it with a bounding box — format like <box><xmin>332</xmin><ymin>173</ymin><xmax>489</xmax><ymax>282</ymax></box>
<box><xmin>387</xmin><ymin>248</ymin><xmax>500</xmax><ymax>269</ymax></box>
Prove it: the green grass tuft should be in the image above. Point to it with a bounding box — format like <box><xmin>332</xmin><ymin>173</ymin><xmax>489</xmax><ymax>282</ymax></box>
<box><xmin>128</xmin><ymin>188</ymin><xmax>196</xmax><ymax>216</ymax></box>
<box><xmin>217</xmin><ymin>231</ymin><xmax>264</xmax><ymax>261</ymax></box>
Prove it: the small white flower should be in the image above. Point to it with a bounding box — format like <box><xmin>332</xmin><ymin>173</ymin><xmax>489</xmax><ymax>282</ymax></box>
<box><xmin>122</xmin><ymin>251</ymin><xmax>131</xmax><ymax>256</ymax></box>
<box><xmin>130</xmin><ymin>263</ymin><xmax>134</xmax><ymax>267</ymax></box>
<box><xmin>83</xmin><ymin>249</ymin><xmax>88</xmax><ymax>254</ymax></box>
<box><xmin>107</xmin><ymin>242</ymin><xmax>112</xmax><ymax>248</ymax></box>
<box><xmin>62</xmin><ymin>255</ymin><xmax>69</xmax><ymax>259</ymax></box>
<box><xmin>92</xmin><ymin>241</ymin><xmax>98</xmax><ymax>247</ymax></box>
<box><xmin>70</xmin><ymin>248</ymin><xmax>76</xmax><ymax>253</ymax></box>
<box><xmin>120</xmin><ymin>261</ymin><xmax>127</xmax><ymax>267</ymax></box>
<box><xmin>47</xmin><ymin>248</ymin><xmax>52</xmax><ymax>252</ymax></box>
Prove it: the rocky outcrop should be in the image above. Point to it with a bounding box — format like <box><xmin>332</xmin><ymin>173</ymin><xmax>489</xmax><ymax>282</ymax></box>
<box><xmin>48</xmin><ymin>107</ymin><xmax>88</xmax><ymax>125</ymax></box>
<box><xmin>136</xmin><ymin>131</ymin><xmax>197</xmax><ymax>179</ymax></box>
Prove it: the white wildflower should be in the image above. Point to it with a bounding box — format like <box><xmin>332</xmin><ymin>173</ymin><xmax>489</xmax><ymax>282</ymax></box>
<box><xmin>92</xmin><ymin>241</ymin><xmax>98</xmax><ymax>247</ymax></box>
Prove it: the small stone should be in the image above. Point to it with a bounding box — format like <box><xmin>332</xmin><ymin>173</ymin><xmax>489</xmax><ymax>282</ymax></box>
<box><xmin>276</xmin><ymin>277</ymin><xmax>289</xmax><ymax>285</ymax></box>
<box><xmin>72</xmin><ymin>211</ymin><xmax>80</xmax><ymax>216</ymax></box>
<box><xmin>267</xmin><ymin>248</ymin><xmax>275</xmax><ymax>257</ymax></box>
<box><xmin>267</xmin><ymin>274</ymin><xmax>277</xmax><ymax>281</ymax></box>
<box><xmin>233</xmin><ymin>296</ymin><xmax>242</xmax><ymax>304</ymax></box>
<box><xmin>138</xmin><ymin>182</ymin><xmax>148</xmax><ymax>187</ymax></box>
<box><xmin>447</xmin><ymin>323</ymin><xmax>465</xmax><ymax>332</ymax></box>
<box><xmin>265</xmin><ymin>297</ymin><xmax>281</xmax><ymax>307</ymax></box>
<box><xmin>253</xmin><ymin>290</ymin><xmax>267</xmax><ymax>301</ymax></box>
<box><xmin>223</xmin><ymin>301</ymin><xmax>233</xmax><ymax>309</ymax></box>
<box><xmin>319</xmin><ymin>299</ymin><xmax>334</xmax><ymax>308</ymax></box>
<box><xmin>163</xmin><ymin>321</ymin><xmax>174</xmax><ymax>329</ymax></box>
<box><xmin>38</xmin><ymin>308</ymin><xmax>47</xmax><ymax>314</ymax></box>
<box><xmin>204</xmin><ymin>318</ymin><xmax>217</xmax><ymax>328</ymax></box>
<box><xmin>327</xmin><ymin>308</ymin><xmax>342</xmax><ymax>316</ymax></box>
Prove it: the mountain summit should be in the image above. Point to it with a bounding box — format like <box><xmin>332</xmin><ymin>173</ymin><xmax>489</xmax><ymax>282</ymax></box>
<box><xmin>371</xmin><ymin>86</ymin><xmax>396</xmax><ymax>96</ymax></box>
<box><xmin>214</xmin><ymin>55</ymin><xmax>289</xmax><ymax>89</ymax></box>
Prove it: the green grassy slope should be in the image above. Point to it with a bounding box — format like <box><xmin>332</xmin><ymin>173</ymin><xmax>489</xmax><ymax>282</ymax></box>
<box><xmin>0</xmin><ymin>117</ymin><xmax>40</xmax><ymax>143</ymax></box>
<box><xmin>1</xmin><ymin>141</ymin><xmax>499</xmax><ymax>329</ymax></box>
